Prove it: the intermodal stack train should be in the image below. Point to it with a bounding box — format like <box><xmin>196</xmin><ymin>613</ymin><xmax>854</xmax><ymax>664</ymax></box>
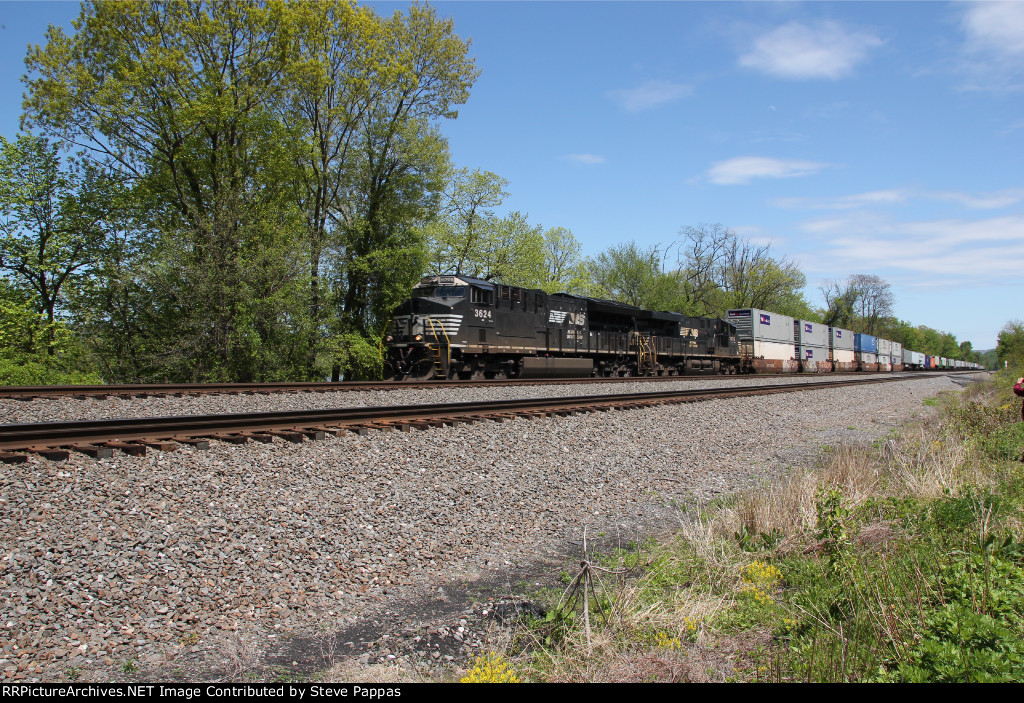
<box><xmin>383</xmin><ymin>275</ymin><xmax>981</xmax><ymax>380</ymax></box>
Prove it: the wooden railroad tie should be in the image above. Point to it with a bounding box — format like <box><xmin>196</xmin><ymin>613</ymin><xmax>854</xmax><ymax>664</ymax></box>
<box><xmin>28</xmin><ymin>446</ymin><xmax>71</xmax><ymax>461</ymax></box>
<box><xmin>102</xmin><ymin>441</ymin><xmax>147</xmax><ymax>456</ymax></box>
<box><xmin>173</xmin><ymin>437</ymin><xmax>210</xmax><ymax>450</ymax></box>
<box><xmin>73</xmin><ymin>444</ymin><xmax>115</xmax><ymax>459</ymax></box>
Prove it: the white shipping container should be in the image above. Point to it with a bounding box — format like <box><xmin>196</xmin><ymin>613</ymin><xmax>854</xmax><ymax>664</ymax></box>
<box><xmin>833</xmin><ymin>349</ymin><xmax>855</xmax><ymax>363</ymax></box>
<box><xmin>857</xmin><ymin>352</ymin><xmax>877</xmax><ymax>364</ymax></box>
<box><xmin>878</xmin><ymin>339</ymin><xmax>893</xmax><ymax>356</ymax></box>
<box><xmin>903</xmin><ymin>349</ymin><xmax>925</xmax><ymax>366</ymax></box>
<box><xmin>753</xmin><ymin>339</ymin><xmax>797</xmax><ymax>360</ymax></box>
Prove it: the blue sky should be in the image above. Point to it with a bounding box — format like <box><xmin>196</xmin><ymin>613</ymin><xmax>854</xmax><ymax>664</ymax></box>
<box><xmin>1</xmin><ymin>1</ymin><xmax>1022</xmax><ymax>350</ymax></box>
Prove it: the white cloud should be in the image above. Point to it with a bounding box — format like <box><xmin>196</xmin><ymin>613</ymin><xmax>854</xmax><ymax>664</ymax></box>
<box><xmin>963</xmin><ymin>2</ymin><xmax>1024</xmax><ymax>57</ymax></box>
<box><xmin>739</xmin><ymin>21</ymin><xmax>883</xmax><ymax>80</ymax></box>
<box><xmin>563</xmin><ymin>153</ymin><xmax>605</xmax><ymax>165</ymax></box>
<box><xmin>774</xmin><ymin>187</ymin><xmax>1024</xmax><ymax>211</ymax></box>
<box><xmin>933</xmin><ymin>188</ymin><xmax>1024</xmax><ymax>209</ymax></box>
<box><xmin>607</xmin><ymin>79</ymin><xmax>693</xmax><ymax>112</ymax></box>
<box><xmin>957</xmin><ymin>2</ymin><xmax>1024</xmax><ymax>92</ymax></box>
<box><xmin>706</xmin><ymin>156</ymin><xmax>828</xmax><ymax>185</ymax></box>
<box><xmin>798</xmin><ymin>214</ymin><xmax>1024</xmax><ymax>282</ymax></box>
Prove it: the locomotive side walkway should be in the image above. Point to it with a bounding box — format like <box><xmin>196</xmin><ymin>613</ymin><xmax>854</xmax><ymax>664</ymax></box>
<box><xmin>0</xmin><ymin>372</ymin><xmax>983</xmax><ymax>681</ymax></box>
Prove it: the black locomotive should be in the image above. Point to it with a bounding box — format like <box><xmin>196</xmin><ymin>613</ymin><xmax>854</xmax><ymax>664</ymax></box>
<box><xmin>383</xmin><ymin>275</ymin><xmax>742</xmax><ymax>380</ymax></box>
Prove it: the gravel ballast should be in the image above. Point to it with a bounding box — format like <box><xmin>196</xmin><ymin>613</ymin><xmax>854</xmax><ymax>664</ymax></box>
<box><xmin>2</xmin><ymin>373</ymin><xmax>902</xmax><ymax>424</ymax></box>
<box><xmin>0</xmin><ymin>373</ymin><xmax>979</xmax><ymax>681</ymax></box>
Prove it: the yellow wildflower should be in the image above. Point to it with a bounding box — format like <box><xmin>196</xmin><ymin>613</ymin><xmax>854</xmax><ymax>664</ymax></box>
<box><xmin>460</xmin><ymin>653</ymin><xmax>521</xmax><ymax>683</ymax></box>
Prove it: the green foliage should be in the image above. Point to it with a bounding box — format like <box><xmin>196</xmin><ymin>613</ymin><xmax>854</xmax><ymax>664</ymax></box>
<box><xmin>21</xmin><ymin>0</ymin><xmax>477</xmax><ymax>382</ymax></box>
<box><xmin>815</xmin><ymin>488</ymin><xmax>850</xmax><ymax>551</ymax></box>
<box><xmin>588</xmin><ymin>241</ymin><xmax>671</xmax><ymax>309</ymax></box>
<box><xmin>997</xmin><ymin>320</ymin><xmax>1024</xmax><ymax>370</ymax></box>
<box><xmin>0</xmin><ymin>133</ymin><xmax>110</xmax><ymax>353</ymax></box>
<box><xmin>0</xmin><ymin>282</ymin><xmax>100</xmax><ymax>384</ymax></box>
<box><xmin>540</xmin><ymin>226</ymin><xmax>592</xmax><ymax>295</ymax></box>
<box><xmin>587</xmin><ymin>225</ymin><xmax>811</xmax><ymax>318</ymax></box>
<box><xmin>879</xmin><ymin>555</ymin><xmax>1024</xmax><ymax>682</ymax></box>
<box><xmin>930</xmin><ymin>489</ymin><xmax>1000</xmax><ymax>534</ymax></box>
<box><xmin>324</xmin><ymin>332</ymin><xmax>384</xmax><ymax>381</ymax></box>
<box><xmin>734</xmin><ymin>524</ymin><xmax>784</xmax><ymax>552</ymax></box>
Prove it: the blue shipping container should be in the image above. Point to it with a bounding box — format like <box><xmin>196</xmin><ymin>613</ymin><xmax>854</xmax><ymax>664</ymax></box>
<box><xmin>854</xmin><ymin>334</ymin><xmax>878</xmax><ymax>353</ymax></box>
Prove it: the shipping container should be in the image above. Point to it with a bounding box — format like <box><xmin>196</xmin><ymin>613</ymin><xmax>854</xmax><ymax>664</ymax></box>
<box><xmin>878</xmin><ymin>338</ymin><xmax>893</xmax><ymax>356</ymax></box>
<box><xmin>753</xmin><ymin>339</ymin><xmax>798</xmax><ymax>360</ymax></box>
<box><xmin>727</xmin><ymin>309</ymin><xmax>795</xmax><ymax>343</ymax></box>
<box><xmin>798</xmin><ymin>344</ymin><xmax>830</xmax><ymax>372</ymax></box>
<box><xmin>854</xmin><ymin>334</ymin><xmax>878</xmax><ymax>353</ymax></box>
<box><xmin>829</xmin><ymin>326</ymin><xmax>855</xmax><ymax>351</ymax></box>
<box><xmin>795</xmin><ymin>320</ymin><xmax>828</xmax><ymax>348</ymax></box>
<box><xmin>857</xmin><ymin>351</ymin><xmax>878</xmax><ymax>371</ymax></box>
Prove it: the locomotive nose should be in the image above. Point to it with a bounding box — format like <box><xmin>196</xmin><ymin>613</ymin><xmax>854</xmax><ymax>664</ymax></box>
<box><xmin>411</xmin><ymin>297</ymin><xmax>457</xmax><ymax>313</ymax></box>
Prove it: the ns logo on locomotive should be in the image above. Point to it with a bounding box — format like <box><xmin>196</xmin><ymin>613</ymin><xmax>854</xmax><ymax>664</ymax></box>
<box><xmin>383</xmin><ymin>276</ymin><xmax>981</xmax><ymax>381</ymax></box>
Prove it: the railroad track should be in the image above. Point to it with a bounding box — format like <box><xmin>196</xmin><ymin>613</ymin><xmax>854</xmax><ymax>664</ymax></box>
<box><xmin>0</xmin><ymin>374</ymin><xmax>941</xmax><ymax>462</ymax></box>
<box><xmin>0</xmin><ymin>370</ymin><xmax>962</xmax><ymax>400</ymax></box>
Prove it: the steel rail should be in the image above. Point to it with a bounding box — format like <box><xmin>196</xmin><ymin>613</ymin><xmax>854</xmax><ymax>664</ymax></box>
<box><xmin>0</xmin><ymin>374</ymin><xmax>935</xmax><ymax>458</ymax></box>
<box><xmin>0</xmin><ymin>370</ymin><xmax>963</xmax><ymax>399</ymax></box>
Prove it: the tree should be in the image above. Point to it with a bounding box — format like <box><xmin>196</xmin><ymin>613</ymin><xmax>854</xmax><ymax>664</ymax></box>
<box><xmin>821</xmin><ymin>278</ymin><xmax>860</xmax><ymax>329</ymax></box>
<box><xmin>426</xmin><ymin>167</ymin><xmax>509</xmax><ymax>277</ymax></box>
<box><xmin>851</xmin><ymin>274</ymin><xmax>894</xmax><ymax>335</ymax></box>
<box><xmin>24</xmin><ymin>0</ymin><xmax>310</xmax><ymax>380</ymax></box>
<box><xmin>286</xmin><ymin>0</ymin><xmax>384</xmax><ymax>376</ymax></box>
<box><xmin>540</xmin><ymin>226</ymin><xmax>591</xmax><ymax>294</ymax></box>
<box><xmin>669</xmin><ymin>223</ymin><xmax>735</xmax><ymax>316</ymax></box>
<box><xmin>655</xmin><ymin>224</ymin><xmax>811</xmax><ymax>318</ymax></box>
<box><xmin>820</xmin><ymin>274</ymin><xmax>894</xmax><ymax>334</ymax></box>
<box><xmin>589</xmin><ymin>241</ymin><xmax>677</xmax><ymax>309</ymax></box>
<box><xmin>0</xmin><ymin>134</ymin><xmax>109</xmax><ymax>354</ymax></box>
<box><xmin>716</xmin><ymin>238</ymin><xmax>807</xmax><ymax>313</ymax></box>
<box><xmin>997</xmin><ymin>320</ymin><xmax>1024</xmax><ymax>369</ymax></box>
<box><xmin>325</xmin><ymin>4</ymin><xmax>477</xmax><ymax>379</ymax></box>
<box><xmin>23</xmin><ymin>0</ymin><xmax>478</xmax><ymax>381</ymax></box>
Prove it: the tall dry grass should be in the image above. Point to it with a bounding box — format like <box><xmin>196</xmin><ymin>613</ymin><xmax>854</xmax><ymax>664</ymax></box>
<box><xmin>702</xmin><ymin>416</ymin><xmax>990</xmax><ymax>547</ymax></box>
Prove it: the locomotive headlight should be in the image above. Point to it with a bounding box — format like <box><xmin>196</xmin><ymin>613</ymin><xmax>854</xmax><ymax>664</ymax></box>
<box><xmin>413</xmin><ymin>334</ymin><xmax>423</xmax><ymax>342</ymax></box>
<box><xmin>385</xmin><ymin>335</ymin><xmax>393</xmax><ymax>343</ymax></box>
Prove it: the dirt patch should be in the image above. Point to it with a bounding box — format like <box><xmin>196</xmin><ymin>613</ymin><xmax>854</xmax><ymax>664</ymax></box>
<box><xmin>130</xmin><ymin>534</ymin><xmax>640</xmax><ymax>682</ymax></box>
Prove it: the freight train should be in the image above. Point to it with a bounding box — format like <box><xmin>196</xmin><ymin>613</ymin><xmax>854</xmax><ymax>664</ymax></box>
<box><xmin>382</xmin><ymin>275</ymin><xmax>981</xmax><ymax>380</ymax></box>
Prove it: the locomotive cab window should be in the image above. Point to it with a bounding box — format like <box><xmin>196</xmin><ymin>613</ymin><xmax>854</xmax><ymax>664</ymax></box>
<box><xmin>413</xmin><ymin>286</ymin><xmax>464</xmax><ymax>298</ymax></box>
